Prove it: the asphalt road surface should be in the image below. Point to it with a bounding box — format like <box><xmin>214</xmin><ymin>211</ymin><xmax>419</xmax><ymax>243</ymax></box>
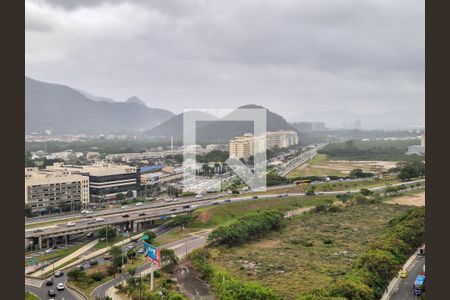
<box><xmin>91</xmin><ymin>231</ymin><xmax>209</xmax><ymax>299</ymax></box>
<box><xmin>25</xmin><ymin>222</ymin><xmax>175</xmax><ymax>299</ymax></box>
<box><xmin>26</xmin><ymin>273</ymin><xmax>81</xmax><ymax>300</ymax></box>
<box><xmin>388</xmin><ymin>255</ymin><xmax>425</xmax><ymax>300</ymax></box>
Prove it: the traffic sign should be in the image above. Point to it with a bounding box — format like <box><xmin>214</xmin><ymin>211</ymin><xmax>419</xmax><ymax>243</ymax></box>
<box><xmin>142</xmin><ymin>234</ymin><xmax>150</xmax><ymax>240</ymax></box>
<box><xmin>143</xmin><ymin>242</ymin><xmax>160</xmax><ymax>266</ymax></box>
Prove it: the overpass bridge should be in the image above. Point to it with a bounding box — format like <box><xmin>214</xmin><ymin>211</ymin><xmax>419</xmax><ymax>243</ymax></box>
<box><xmin>26</xmin><ymin>206</ymin><xmax>194</xmax><ymax>249</ymax></box>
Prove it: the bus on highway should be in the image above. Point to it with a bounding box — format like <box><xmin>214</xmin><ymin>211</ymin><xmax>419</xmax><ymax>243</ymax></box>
<box><xmin>413</xmin><ymin>274</ymin><xmax>425</xmax><ymax>296</ymax></box>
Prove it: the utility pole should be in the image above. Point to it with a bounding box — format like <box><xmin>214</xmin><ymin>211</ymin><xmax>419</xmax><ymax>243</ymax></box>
<box><xmin>139</xmin><ymin>273</ymin><xmax>142</xmax><ymax>300</ymax></box>
<box><xmin>106</xmin><ymin>225</ymin><xmax>108</xmax><ymax>248</ymax></box>
<box><xmin>122</xmin><ymin>250</ymin><xmax>125</xmax><ymax>284</ymax></box>
<box><xmin>150</xmin><ymin>262</ymin><xmax>154</xmax><ymax>290</ymax></box>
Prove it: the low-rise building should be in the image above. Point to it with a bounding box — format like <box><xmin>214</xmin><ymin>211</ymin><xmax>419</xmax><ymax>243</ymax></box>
<box><xmin>25</xmin><ymin>167</ymin><xmax>89</xmax><ymax>212</ymax></box>
<box><xmin>47</xmin><ymin>163</ymin><xmax>138</xmax><ymax>203</ymax></box>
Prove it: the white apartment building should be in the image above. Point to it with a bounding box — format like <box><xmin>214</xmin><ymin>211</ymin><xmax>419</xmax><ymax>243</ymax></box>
<box><xmin>266</xmin><ymin>130</ymin><xmax>299</xmax><ymax>149</ymax></box>
<box><xmin>25</xmin><ymin>167</ymin><xmax>89</xmax><ymax>212</ymax></box>
<box><xmin>229</xmin><ymin>133</ymin><xmax>255</xmax><ymax>160</ymax></box>
<box><xmin>229</xmin><ymin>130</ymin><xmax>299</xmax><ymax>160</ymax></box>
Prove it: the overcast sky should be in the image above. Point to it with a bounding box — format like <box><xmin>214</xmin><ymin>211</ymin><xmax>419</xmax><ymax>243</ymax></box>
<box><xmin>25</xmin><ymin>0</ymin><xmax>424</xmax><ymax>121</ymax></box>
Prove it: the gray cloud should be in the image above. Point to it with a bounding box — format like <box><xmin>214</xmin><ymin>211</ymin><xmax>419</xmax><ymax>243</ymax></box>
<box><xmin>25</xmin><ymin>0</ymin><xmax>424</xmax><ymax>124</ymax></box>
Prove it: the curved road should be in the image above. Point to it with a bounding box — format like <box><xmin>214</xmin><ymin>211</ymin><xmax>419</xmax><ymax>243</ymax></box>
<box><xmin>25</xmin><ymin>273</ymin><xmax>81</xmax><ymax>300</ymax></box>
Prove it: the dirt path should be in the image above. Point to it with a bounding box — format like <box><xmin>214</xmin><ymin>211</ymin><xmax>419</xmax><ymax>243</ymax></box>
<box><xmin>174</xmin><ymin>262</ymin><xmax>215</xmax><ymax>300</ymax></box>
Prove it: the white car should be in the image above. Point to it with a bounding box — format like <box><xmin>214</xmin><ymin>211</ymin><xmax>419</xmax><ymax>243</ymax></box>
<box><xmin>95</xmin><ymin>217</ymin><xmax>104</xmax><ymax>222</ymax></box>
<box><xmin>85</xmin><ymin>209</ymin><xmax>93</xmax><ymax>214</ymax></box>
<box><xmin>56</xmin><ymin>283</ymin><xmax>65</xmax><ymax>291</ymax></box>
<box><xmin>135</xmin><ymin>202</ymin><xmax>143</xmax><ymax>206</ymax></box>
<box><xmin>45</xmin><ymin>248</ymin><xmax>53</xmax><ymax>254</ymax></box>
<box><xmin>66</xmin><ymin>222</ymin><xmax>76</xmax><ymax>227</ymax></box>
<box><xmin>195</xmin><ymin>194</ymin><xmax>202</xmax><ymax>199</ymax></box>
<box><xmin>121</xmin><ymin>205</ymin><xmax>129</xmax><ymax>209</ymax></box>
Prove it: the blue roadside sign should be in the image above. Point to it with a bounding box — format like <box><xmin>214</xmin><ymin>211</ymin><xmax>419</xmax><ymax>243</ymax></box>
<box><xmin>143</xmin><ymin>241</ymin><xmax>160</xmax><ymax>266</ymax></box>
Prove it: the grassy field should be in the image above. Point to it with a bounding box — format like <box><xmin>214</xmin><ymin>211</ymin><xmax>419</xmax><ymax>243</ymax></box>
<box><xmin>25</xmin><ymin>292</ymin><xmax>39</xmax><ymax>300</ymax></box>
<box><xmin>190</xmin><ymin>195</ymin><xmax>334</xmax><ymax>229</ymax></box>
<box><xmin>154</xmin><ymin>195</ymin><xmax>337</xmax><ymax>245</ymax></box>
<box><xmin>25</xmin><ymin>243</ymin><xmax>85</xmax><ymax>267</ymax></box>
<box><xmin>153</xmin><ymin>227</ymin><xmax>203</xmax><ymax>246</ymax></box>
<box><xmin>208</xmin><ymin>202</ymin><xmax>413</xmax><ymax>299</ymax></box>
<box><xmin>287</xmin><ymin>154</ymin><xmax>398</xmax><ymax>178</ymax></box>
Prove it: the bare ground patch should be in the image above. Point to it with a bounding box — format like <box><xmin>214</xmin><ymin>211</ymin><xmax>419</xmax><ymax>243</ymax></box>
<box><xmin>174</xmin><ymin>261</ymin><xmax>215</xmax><ymax>300</ymax></box>
<box><xmin>387</xmin><ymin>192</ymin><xmax>425</xmax><ymax>207</ymax></box>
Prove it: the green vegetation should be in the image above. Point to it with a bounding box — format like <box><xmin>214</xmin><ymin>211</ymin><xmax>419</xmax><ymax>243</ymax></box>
<box><xmin>24</xmin><ymin>292</ymin><xmax>39</xmax><ymax>300</ymax></box>
<box><xmin>25</xmin><ymin>243</ymin><xmax>84</xmax><ymax>267</ymax></box>
<box><xmin>189</xmin><ymin>248</ymin><xmax>281</xmax><ymax>300</ymax></box>
<box><xmin>349</xmin><ymin>168</ymin><xmax>375</xmax><ymax>179</ymax></box>
<box><xmin>25</xmin><ymin>138</ymin><xmax>171</xmax><ymax>154</ymax></box>
<box><xmin>319</xmin><ymin>139</ymin><xmax>422</xmax><ymax>161</ymax></box>
<box><xmin>392</xmin><ymin>161</ymin><xmax>425</xmax><ymax>180</ymax></box>
<box><xmin>302</xmin><ymin>206</ymin><xmax>425</xmax><ymax>299</ymax></box>
<box><xmin>197</xmin><ymin>150</ymin><xmax>229</xmax><ymax>163</ymax></box>
<box><xmin>267</xmin><ymin>172</ymin><xmax>291</xmax><ymax>186</ymax></box>
<box><xmin>171</xmin><ymin>214</ymin><xmax>196</xmax><ymax>230</ymax></box>
<box><xmin>190</xmin><ymin>195</ymin><xmax>333</xmax><ymax>229</ymax></box>
<box><xmin>208</xmin><ymin>210</ymin><xmax>284</xmax><ymax>247</ymax></box>
<box><xmin>202</xmin><ymin>202</ymin><xmax>415</xmax><ymax>299</ymax></box>
<box><xmin>97</xmin><ymin>226</ymin><xmax>117</xmax><ymax>240</ymax></box>
<box><xmin>68</xmin><ymin>250</ymin><xmax>147</xmax><ymax>296</ymax></box>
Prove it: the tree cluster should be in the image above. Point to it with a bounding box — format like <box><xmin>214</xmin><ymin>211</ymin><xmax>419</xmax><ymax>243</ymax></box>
<box><xmin>207</xmin><ymin>210</ymin><xmax>284</xmax><ymax>247</ymax></box>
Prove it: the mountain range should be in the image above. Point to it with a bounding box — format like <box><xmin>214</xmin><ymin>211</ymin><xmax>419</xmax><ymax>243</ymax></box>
<box><xmin>25</xmin><ymin>77</ymin><xmax>174</xmax><ymax>135</ymax></box>
<box><xmin>147</xmin><ymin>104</ymin><xmax>297</xmax><ymax>143</ymax></box>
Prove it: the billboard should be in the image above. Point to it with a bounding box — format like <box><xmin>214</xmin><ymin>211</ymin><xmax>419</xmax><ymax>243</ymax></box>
<box><xmin>143</xmin><ymin>241</ymin><xmax>160</xmax><ymax>266</ymax></box>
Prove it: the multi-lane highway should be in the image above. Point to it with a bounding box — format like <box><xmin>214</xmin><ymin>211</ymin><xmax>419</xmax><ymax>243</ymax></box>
<box><xmin>26</xmin><ymin>179</ymin><xmax>425</xmax><ymax>246</ymax></box>
<box><xmin>24</xmin><ymin>223</ymin><xmax>177</xmax><ymax>300</ymax></box>
<box><xmin>278</xmin><ymin>144</ymin><xmax>326</xmax><ymax>177</ymax></box>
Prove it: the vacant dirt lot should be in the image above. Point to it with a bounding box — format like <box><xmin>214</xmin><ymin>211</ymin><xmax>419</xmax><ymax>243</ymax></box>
<box><xmin>288</xmin><ymin>154</ymin><xmax>398</xmax><ymax>178</ymax></box>
<box><xmin>387</xmin><ymin>192</ymin><xmax>425</xmax><ymax>207</ymax></box>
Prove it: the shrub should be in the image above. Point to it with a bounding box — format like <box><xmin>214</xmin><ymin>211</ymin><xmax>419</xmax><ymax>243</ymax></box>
<box><xmin>207</xmin><ymin>210</ymin><xmax>284</xmax><ymax>247</ymax></box>
<box><xmin>67</xmin><ymin>268</ymin><xmax>86</xmax><ymax>281</ymax></box>
<box><xmin>90</xmin><ymin>271</ymin><xmax>105</xmax><ymax>282</ymax></box>
<box><xmin>328</xmin><ymin>277</ymin><xmax>374</xmax><ymax>299</ymax></box>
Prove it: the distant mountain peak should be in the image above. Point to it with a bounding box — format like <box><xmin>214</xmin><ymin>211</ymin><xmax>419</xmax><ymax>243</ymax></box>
<box><xmin>238</xmin><ymin>104</ymin><xmax>265</xmax><ymax>109</ymax></box>
<box><xmin>126</xmin><ymin>96</ymin><xmax>147</xmax><ymax>106</ymax></box>
<box><xmin>25</xmin><ymin>77</ymin><xmax>174</xmax><ymax>134</ymax></box>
